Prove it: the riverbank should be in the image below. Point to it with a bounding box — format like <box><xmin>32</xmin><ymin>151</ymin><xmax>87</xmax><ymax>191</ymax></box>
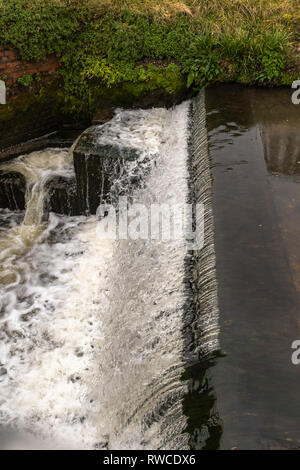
<box><xmin>1</xmin><ymin>0</ymin><xmax>299</xmax><ymax>92</ymax></box>
<box><xmin>0</xmin><ymin>0</ymin><xmax>299</xmax><ymax>151</ymax></box>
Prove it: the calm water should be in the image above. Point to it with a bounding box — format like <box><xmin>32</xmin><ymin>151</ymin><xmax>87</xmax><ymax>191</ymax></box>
<box><xmin>205</xmin><ymin>85</ymin><xmax>300</xmax><ymax>450</ymax></box>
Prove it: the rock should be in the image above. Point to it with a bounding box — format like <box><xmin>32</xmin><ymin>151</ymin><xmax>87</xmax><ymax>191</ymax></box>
<box><xmin>73</xmin><ymin>127</ymin><xmax>139</xmax><ymax>214</ymax></box>
<box><xmin>45</xmin><ymin>175</ymin><xmax>80</xmax><ymax>216</ymax></box>
<box><xmin>92</xmin><ymin>107</ymin><xmax>115</xmax><ymax>125</ymax></box>
<box><xmin>0</xmin><ymin>171</ymin><xmax>26</xmax><ymax>210</ymax></box>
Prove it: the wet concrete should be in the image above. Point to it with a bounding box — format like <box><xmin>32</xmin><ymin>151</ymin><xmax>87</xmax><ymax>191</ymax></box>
<box><xmin>206</xmin><ymin>85</ymin><xmax>300</xmax><ymax>449</ymax></box>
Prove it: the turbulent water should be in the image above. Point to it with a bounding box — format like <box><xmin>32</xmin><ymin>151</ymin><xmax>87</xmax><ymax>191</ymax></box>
<box><xmin>0</xmin><ymin>100</ymin><xmax>218</xmax><ymax>449</ymax></box>
<box><xmin>2</xmin><ymin>148</ymin><xmax>74</xmax><ymax>226</ymax></box>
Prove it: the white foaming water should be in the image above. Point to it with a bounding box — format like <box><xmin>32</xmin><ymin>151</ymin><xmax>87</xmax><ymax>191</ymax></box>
<box><xmin>97</xmin><ymin>108</ymin><xmax>164</xmax><ymax>154</ymax></box>
<box><xmin>0</xmin><ymin>149</ymin><xmax>74</xmax><ymax>286</ymax></box>
<box><xmin>0</xmin><ymin>103</ymin><xmax>192</xmax><ymax>449</ymax></box>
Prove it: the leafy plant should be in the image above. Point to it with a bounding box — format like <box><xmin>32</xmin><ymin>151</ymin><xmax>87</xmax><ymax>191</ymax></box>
<box><xmin>17</xmin><ymin>73</ymin><xmax>34</xmax><ymax>87</ymax></box>
<box><xmin>183</xmin><ymin>33</ymin><xmax>221</xmax><ymax>88</ymax></box>
<box><xmin>257</xmin><ymin>49</ymin><xmax>285</xmax><ymax>82</ymax></box>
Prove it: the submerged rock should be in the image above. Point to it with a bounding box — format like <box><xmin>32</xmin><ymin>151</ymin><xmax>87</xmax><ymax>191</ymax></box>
<box><xmin>45</xmin><ymin>175</ymin><xmax>79</xmax><ymax>217</ymax></box>
<box><xmin>0</xmin><ymin>171</ymin><xmax>26</xmax><ymax>210</ymax></box>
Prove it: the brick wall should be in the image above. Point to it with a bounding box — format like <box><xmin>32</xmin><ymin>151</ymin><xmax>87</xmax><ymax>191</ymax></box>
<box><xmin>0</xmin><ymin>47</ymin><xmax>60</xmax><ymax>94</ymax></box>
<box><xmin>0</xmin><ymin>47</ymin><xmax>67</xmax><ymax>151</ymax></box>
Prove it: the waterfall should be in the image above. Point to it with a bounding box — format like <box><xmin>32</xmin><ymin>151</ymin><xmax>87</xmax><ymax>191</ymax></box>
<box><xmin>0</xmin><ymin>94</ymin><xmax>219</xmax><ymax>449</ymax></box>
<box><xmin>188</xmin><ymin>91</ymin><xmax>220</xmax><ymax>358</ymax></box>
<box><xmin>0</xmin><ymin>149</ymin><xmax>74</xmax><ymax>284</ymax></box>
<box><xmin>1</xmin><ymin>148</ymin><xmax>74</xmax><ymax>227</ymax></box>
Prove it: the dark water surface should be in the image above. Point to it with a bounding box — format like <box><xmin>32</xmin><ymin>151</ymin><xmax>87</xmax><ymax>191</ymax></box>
<box><xmin>201</xmin><ymin>85</ymin><xmax>300</xmax><ymax>450</ymax></box>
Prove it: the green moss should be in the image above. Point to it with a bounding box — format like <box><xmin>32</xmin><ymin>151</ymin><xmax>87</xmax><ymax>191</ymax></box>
<box><xmin>114</xmin><ymin>63</ymin><xmax>185</xmax><ymax>97</ymax></box>
<box><xmin>87</xmin><ymin>64</ymin><xmax>184</xmax><ymax>115</ymax></box>
<box><xmin>0</xmin><ymin>78</ymin><xmax>90</xmax><ymax>148</ymax></box>
<box><xmin>0</xmin><ymin>85</ymin><xmax>87</xmax><ymax>124</ymax></box>
<box><xmin>16</xmin><ymin>73</ymin><xmax>34</xmax><ymax>87</ymax></box>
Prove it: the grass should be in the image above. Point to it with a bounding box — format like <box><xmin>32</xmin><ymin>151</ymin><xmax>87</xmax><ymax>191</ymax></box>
<box><xmin>0</xmin><ymin>0</ymin><xmax>299</xmax><ymax>102</ymax></box>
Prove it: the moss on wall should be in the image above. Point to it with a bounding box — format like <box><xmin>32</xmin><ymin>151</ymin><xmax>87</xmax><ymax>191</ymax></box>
<box><xmin>0</xmin><ymin>79</ymin><xmax>89</xmax><ymax>149</ymax></box>
<box><xmin>89</xmin><ymin>63</ymin><xmax>188</xmax><ymax>114</ymax></box>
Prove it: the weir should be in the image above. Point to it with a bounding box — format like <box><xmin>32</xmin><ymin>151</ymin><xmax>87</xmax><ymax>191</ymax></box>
<box><xmin>0</xmin><ymin>93</ymin><xmax>219</xmax><ymax>449</ymax></box>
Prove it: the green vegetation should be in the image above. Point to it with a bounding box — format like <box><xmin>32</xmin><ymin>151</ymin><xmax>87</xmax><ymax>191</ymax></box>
<box><xmin>0</xmin><ymin>0</ymin><xmax>299</xmax><ymax>105</ymax></box>
<box><xmin>17</xmin><ymin>73</ymin><xmax>34</xmax><ymax>87</ymax></box>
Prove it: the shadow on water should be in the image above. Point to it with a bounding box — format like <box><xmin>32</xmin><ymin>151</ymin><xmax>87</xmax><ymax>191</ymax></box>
<box><xmin>182</xmin><ymin>353</ymin><xmax>223</xmax><ymax>450</ymax></box>
<box><xmin>200</xmin><ymin>84</ymin><xmax>300</xmax><ymax>450</ymax></box>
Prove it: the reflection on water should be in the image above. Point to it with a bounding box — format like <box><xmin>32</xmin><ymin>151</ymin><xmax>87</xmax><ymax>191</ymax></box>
<box><xmin>250</xmin><ymin>88</ymin><xmax>300</xmax><ymax>176</ymax></box>
<box><xmin>206</xmin><ymin>85</ymin><xmax>300</xmax><ymax>449</ymax></box>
